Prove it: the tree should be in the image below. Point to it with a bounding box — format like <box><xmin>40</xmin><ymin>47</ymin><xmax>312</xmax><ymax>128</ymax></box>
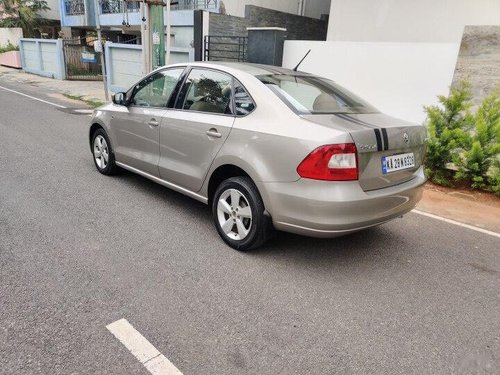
<box><xmin>0</xmin><ymin>0</ymin><xmax>50</xmax><ymax>38</ymax></box>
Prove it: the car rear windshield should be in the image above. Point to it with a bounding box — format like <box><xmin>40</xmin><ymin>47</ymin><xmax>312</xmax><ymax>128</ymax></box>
<box><xmin>257</xmin><ymin>74</ymin><xmax>378</xmax><ymax>114</ymax></box>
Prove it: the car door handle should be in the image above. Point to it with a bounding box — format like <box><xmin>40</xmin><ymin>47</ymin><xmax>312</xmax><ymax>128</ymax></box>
<box><xmin>206</xmin><ymin>129</ymin><xmax>222</xmax><ymax>138</ymax></box>
<box><xmin>147</xmin><ymin>119</ymin><xmax>159</xmax><ymax>127</ymax></box>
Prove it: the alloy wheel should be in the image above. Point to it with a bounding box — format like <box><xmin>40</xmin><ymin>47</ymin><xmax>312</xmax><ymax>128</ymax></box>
<box><xmin>217</xmin><ymin>188</ymin><xmax>253</xmax><ymax>240</ymax></box>
<box><xmin>94</xmin><ymin>135</ymin><xmax>109</xmax><ymax>169</ymax></box>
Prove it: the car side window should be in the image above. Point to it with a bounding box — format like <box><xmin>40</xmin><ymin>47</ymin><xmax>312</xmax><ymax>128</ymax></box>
<box><xmin>179</xmin><ymin>69</ymin><xmax>233</xmax><ymax>114</ymax></box>
<box><xmin>234</xmin><ymin>80</ymin><xmax>255</xmax><ymax>116</ymax></box>
<box><xmin>131</xmin><ymin>68</ymin><xmax>184</xmax><ymax>108</ymax></box>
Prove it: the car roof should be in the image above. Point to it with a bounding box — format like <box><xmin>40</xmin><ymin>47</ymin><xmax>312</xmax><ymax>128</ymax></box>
<box><xmin>168</xmin><ymin>61</ymin><xmax>313</xmax><ymax>77</ymax></box>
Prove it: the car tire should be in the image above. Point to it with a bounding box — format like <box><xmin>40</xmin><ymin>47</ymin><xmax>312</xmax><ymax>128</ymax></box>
<box><xmin>212</xmin><ymin>176</ymin><xmax>272</xmax><ymax>251</ymax></box>
<box><xmin>91</xmin><ymin>128</ymin><xmax>118</xmax><ymax>175</ymax></box>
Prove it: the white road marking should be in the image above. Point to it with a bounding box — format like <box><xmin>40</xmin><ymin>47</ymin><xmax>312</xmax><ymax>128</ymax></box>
<box><xmin>106</xmin><ymin>318</ymin><xmax>183</xmax><ymax>375</ymax></box>
<box><xmin>413</xmin><ymin>209</ymin><xmax>500</xmax><ymax>238</ymax></box>
<box><xmin>0</xmin><ymin>85</ymin><xmax>67</xmax><ymax>108</ymax></box>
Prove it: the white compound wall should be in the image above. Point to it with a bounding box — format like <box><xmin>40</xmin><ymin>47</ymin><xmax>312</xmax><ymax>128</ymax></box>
<box><xmin>282</xmin><ymin>40</ymin><xmax>461</xmax><ymax>123</ymax></box>
<box><xmin>327</xmin><ymin>0</ymin><xmax>500</xmax><ymax>44</ymax></box>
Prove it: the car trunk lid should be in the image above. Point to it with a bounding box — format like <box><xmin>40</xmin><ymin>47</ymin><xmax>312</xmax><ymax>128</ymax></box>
<box><xmin>301</xmin><ymin>113</ymin><xmax>426</xmax><ymax>191</ymax></box>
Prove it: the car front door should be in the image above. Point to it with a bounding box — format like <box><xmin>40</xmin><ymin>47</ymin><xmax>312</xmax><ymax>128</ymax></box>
<box><xmin>111</xmin><ymin>68</ymin><xmax>185</xmax><ymax>176</ymax></box>
<box><xmin>158</xmin><ymin>68</ymin><xmax>236</xmax><ymax>192</ymax></box>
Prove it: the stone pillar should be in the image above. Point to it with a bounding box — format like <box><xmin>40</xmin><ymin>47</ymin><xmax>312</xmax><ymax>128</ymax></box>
<box><xmin>194</xmin><ymin>10</ymin><xmax>210</xmax><ymax>61</ymax></box>
<box><xmin>247</xmin><ymin>27</ymin><xmax>287</xmax><ymax>66</ymax></box>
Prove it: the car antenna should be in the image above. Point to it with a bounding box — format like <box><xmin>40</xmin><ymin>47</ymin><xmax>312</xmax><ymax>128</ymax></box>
<box><xmin>293</xmin><ymin>49</ymin><xmax>311</xmax><ymax>72</ymax></box>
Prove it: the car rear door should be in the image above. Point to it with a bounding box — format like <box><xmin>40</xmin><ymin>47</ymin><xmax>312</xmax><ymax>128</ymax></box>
<box><xmin>159</xmin><ymin>68</ymin><xmax>235</xmax><ymax>192</ymax></box>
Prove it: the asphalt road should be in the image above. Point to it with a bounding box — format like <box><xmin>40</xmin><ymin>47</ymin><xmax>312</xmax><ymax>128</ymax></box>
<box><xmin>0</xmin><ymin>79</ymin><xmax>499</xmax><ymax>375</ymax></box>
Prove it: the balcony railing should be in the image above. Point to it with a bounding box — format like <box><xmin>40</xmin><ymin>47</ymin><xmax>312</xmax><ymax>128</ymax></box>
<box><xmin>64</xmin><ymin>0</ymin><xmax>212</xmax><ymax>17</ymax></box>
<box><xmin>64</xmin><ymin>0</ymin><xmax>85</xmax><ymax>15</ymax></box>
<box><xmin>171</xmin><ymin>0</ymin><xmax>218</xmax><ymax>11</ymax></box>
<box><xmin>101</xmin><ymin>0</ymin><xmax>140</xmax><ymax>14</ymax></box>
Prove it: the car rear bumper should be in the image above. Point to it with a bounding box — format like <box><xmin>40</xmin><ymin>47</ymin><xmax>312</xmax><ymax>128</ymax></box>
<box><xmin>257</xmin><ymin>167</ymin><xmax>426</xmax><ymax>238</ymax></box>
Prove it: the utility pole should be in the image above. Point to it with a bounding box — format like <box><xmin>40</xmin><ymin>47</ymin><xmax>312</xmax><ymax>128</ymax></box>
<box><xmin>140</xmin><ymin>1</ymin><xmax>151</xmax><ymax>74</ymax></box>
<box><xmin>165</xmin><ymin>0</ymin><xmax>170</xmax><ymax>65</ymax></box>
<box><xmin>139</xmin><ymin>0</ymin><xmax>171</xmax><ymax>74</ymax></box>
<box><xmin>148</xmin><ymin>0</ymin><xmax>166</xmax><ymax>70</ymax></box>
<box><xmin>93</xmin><ymin>0</ymin><xmax>109</xmax><ymax>101</ymax></box>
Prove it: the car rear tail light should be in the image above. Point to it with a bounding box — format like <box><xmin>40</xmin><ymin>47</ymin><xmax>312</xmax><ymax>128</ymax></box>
<box><xmin>297</xmin><ymin>143</ymin><xmax>358</xmax><ymax>181</ymax></box>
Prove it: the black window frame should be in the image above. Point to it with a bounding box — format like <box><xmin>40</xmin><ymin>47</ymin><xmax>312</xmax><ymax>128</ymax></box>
<box><xmin>125</xmin><ymin>66</ymin><xmax>188</xmax><ymax>109</ymax></box>
<box><xmin>233</xmin><ymin>78</ymin><xmax>256</xmax><ymax>117</ymax></box>
<box><xmin>174</xmin><ymin>67</ymin><xmax>235</xmax><ymax>116</ymax></box>
<box><xmin>171</xmin><ymin>66</ymin><xmax>257</xmax><ymax>117</ymax></box>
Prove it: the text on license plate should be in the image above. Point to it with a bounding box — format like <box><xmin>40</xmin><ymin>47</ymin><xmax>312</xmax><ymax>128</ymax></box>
<box><xmin>382</xmin><ymin>153</ymin><xmax>415</xmax><ymax>174</ymax></box>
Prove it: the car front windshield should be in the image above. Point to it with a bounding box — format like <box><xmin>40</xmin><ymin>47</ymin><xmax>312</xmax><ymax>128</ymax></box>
<box><xmin>257</xmin><ymin>74</ymin><xmax>379</xmax><ymax>114</ymax></box>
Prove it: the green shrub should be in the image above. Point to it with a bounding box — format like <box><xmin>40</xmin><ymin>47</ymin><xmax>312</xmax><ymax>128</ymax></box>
<box><xmin>455</xmin><ymin>141</ymin><xmax>488</xmax><ymax>188</ymax></box>
<box><xmin>490</xmin><ymin>172</ymin><xmax>500</xmax><ymax>195</ymax></box>
<box><xmin>424</xmin><ymin>81</ymin><xmax>474</xmax><ymax>186</ymax></box>
<box><xmin>0</xmin><ymin>42</ymin><xmax>19</xmax><ymax>54</ymax></box>
<box><xmin>454</xmin><ymin>89</ymin><xmax>500</xmax><ymax>193</ymax></box>
<box><xmin>424</xmin><ymin>82</ymin><xmax>500</xmax><ymax>195</ymax></box>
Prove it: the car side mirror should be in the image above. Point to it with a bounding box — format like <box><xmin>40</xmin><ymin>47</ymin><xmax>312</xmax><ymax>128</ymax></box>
<box><xmin>112</xmin><ymin>92</ymin><xmax>127</xmax><ymax>106</ymax></box>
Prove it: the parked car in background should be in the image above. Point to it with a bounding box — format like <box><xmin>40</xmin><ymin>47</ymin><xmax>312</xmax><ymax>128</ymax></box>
<box><xmin>89</xmin><ymin>62</ymin><xmax>426</xmax><ymax>250</ymax></box>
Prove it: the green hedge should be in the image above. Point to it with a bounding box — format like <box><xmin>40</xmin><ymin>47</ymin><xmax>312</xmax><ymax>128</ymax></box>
<box><xmin>424</xmin><ymin>81</ymin><xmax>500</xmax><ymax>195</ymax></box>
<box><xmin>0</xmin><ymin>42</ymin><xmax>19</xmax><ymax>54</ymax></box>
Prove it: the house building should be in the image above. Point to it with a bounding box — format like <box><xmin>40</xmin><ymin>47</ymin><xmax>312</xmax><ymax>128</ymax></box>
<box><xmin>58</xmin><ymin>0</ymin><xmax>331</xmax><ymax>53</ymax></box>
<box><xmin>39</xmin><ymin>0</ymin><xmax>62</xmax><ymax>38</ymax></box>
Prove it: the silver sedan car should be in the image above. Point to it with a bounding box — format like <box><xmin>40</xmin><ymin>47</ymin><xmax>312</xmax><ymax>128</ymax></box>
<box><xmin>89</xmin><ymin>62</ymin><xmax>426</xmax><ymax>250</ymax></box>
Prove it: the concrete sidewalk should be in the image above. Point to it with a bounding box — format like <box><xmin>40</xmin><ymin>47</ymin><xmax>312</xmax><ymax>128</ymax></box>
<box><xmin>0</xmin><ymin>66</ymin><xmax>108</xmax><ymax>103</ymax></box>
<box><xmin>1</xmin><ymin>66</ymin><xmax>498</xmax><ymax>234</ymax></box>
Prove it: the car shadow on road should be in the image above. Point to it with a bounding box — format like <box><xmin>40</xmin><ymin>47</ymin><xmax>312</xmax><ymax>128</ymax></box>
<box><xmin>249</xmin><ymin>228</ymin><xmax>411</xmax><ymax>277</ymax></box>
<box><xmin>117</xmin><ymin>168</ymin><xmax>211</xmax><ymax>211</ymax></box>
<box><xmin>258</xmin><ymin>226</ymin><xmax>400</xmax><ymax>258</ymax></box>
<box><xmin>117</xmin><ymin>169</ymin><xmax>405</xmax><ymax>266</ymax></box>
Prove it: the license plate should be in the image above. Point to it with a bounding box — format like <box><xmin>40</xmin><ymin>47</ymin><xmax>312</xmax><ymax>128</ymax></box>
<box><xmin>382</xmin><ymin>153</ymin><xmax>415</xmax><ymax>174</ymax></box>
